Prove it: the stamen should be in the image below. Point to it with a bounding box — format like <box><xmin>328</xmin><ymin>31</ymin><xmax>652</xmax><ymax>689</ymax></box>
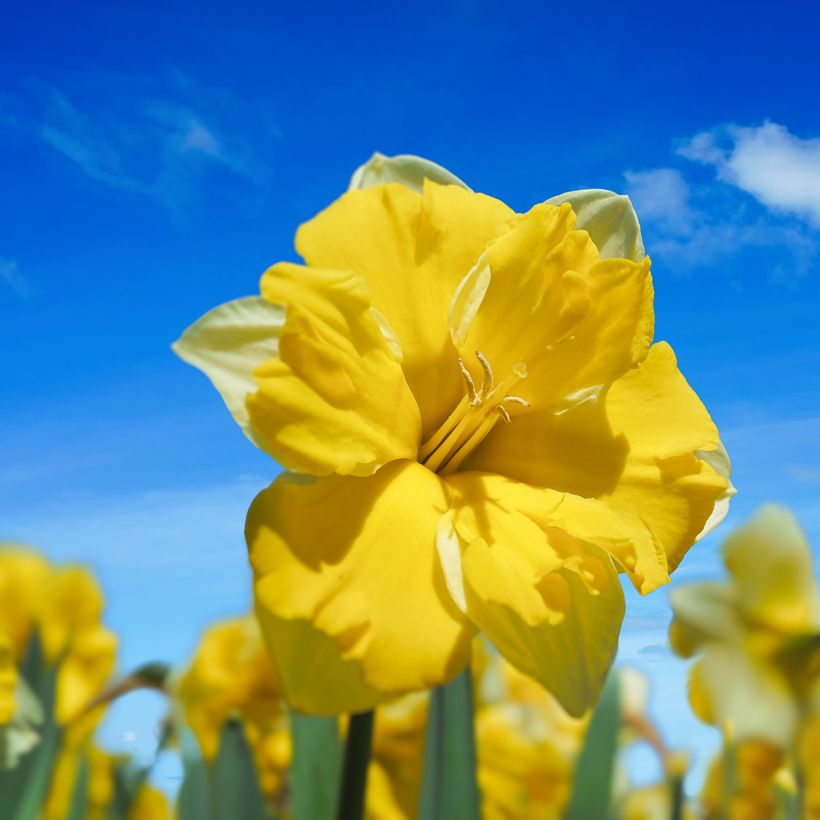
<box><xmin>502</xmin><ymin>395</ymin><xmax>530</xmax><ymax>407</ymax></box>
<box><xmin>419</xmin><ymin>352</ymin><xmax>532</xmax><ymax>474</ymax></box>
<box><xmin>457</xmin><ymin>358</ymin><xmax>478</xmax><ymax>403</ymax></box>
<box><xmin>475</xmin><ymin>350</ymin><xmax>494</xmax><ymax>395</ymax></box>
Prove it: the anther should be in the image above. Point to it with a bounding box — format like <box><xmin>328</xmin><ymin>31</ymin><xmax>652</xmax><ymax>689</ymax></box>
<box><xmin>502</xmin><ymin>395</ymin><xmax>530</xmax><ymax>407</ymax></box>
<box><xmin>457</xmin><ymin>358</ymin><xmax>478</xmax><ymax>403</ymax></box>
<box><xmin>496</xmin><ymin>405</ymin><xmax>512</xmax><ymax>423</ymax></box>
<box><xmin>475</xmin><ymin>350</ymin><xmax>494</xmax><ymax>395</ymax></box>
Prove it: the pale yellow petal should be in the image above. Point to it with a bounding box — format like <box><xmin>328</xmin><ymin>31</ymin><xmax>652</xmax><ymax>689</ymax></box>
<box><xmin>349</xmin><ymin>152</ymin><xmax>470</xmax><ymax>193</ymax></box>
<box><xmin>723</xmin><ymin>504</ymin><xmax>820</xmax><ymax>632</ymax></box>
<box><xmin>546</xmin><ymin>188</ymin><xmax>646</xmax><ymax>262</ymax></box>
<box><xmin>172</xmin><ymin>296</ymin><xmax>286</xmax><ymax>457</ymax></box>
<box><xmin>247</xmin><ymin>262</ymin><xmax>421</xmax><ymax>476</ymax></box>
<box><xmin>246</xmin><ymin>461</ymin><xmax>473</xmax><ymax>714</ymax></box>
<box><xmin>692</xmin><ymin>644</ymin><xmax>798</xmax><ymax>747</ymax></box>
<box><xmin>296</xmin><ymin>181</ymin><xmax>514</xmax><ymax>437</ymax></box>
<box><xmin>669</xmin><ymin>582</ymin><xmax>745</xmax><ymax>650</ymax></box>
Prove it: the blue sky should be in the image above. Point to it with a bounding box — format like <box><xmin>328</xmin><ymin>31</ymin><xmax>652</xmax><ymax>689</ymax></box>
<box><xmin>2</xmin><ymin>0</ymin><xmax>820</xmax><ymax>793</ymax></box>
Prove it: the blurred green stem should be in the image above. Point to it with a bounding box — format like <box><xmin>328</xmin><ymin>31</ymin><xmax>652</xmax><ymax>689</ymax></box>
<box><xmin>335</xmin><ymin>710</ymin><xmax>374</xmax><ymax>820</ymax></box>
<box><xmin>418</xmin><ymin>668</ymin><xmax>480</xmax><ymax>820</ymax></box>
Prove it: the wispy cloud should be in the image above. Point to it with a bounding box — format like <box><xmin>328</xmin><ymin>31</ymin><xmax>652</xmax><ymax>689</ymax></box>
<box><xmin>680</xmin><ymin>122</ymin><xmax>820</xmax><ymax>227</ymax></box>
<box><xmin>625</xmin><ymin>123</ymin><xmax>820</xmax><ymax>282</ymax></box>
<box><xmin>22</xmin><ymin>75</ymin><xmax>275</xmax><ymax>208</ymax></box>
<box><xmin>623</xmin><ymin>168</ymin><xmax>694</xmax><ymax>236</ymax></box>
<box><xmin>0</xmin><ymin>258</ymin><xmax>31</xmax><ymax>298</ymax></box>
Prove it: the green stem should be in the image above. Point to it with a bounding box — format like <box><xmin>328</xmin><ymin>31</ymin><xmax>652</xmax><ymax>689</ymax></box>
<box><xmin>419</xmin><ymin>668</ymin><xmax>480</xmax><ymax>820</ymax></box>
<box><xmin>335</xmin><ymin>710</ymin><xmax>374</xmax><ymax>820</ymax></box>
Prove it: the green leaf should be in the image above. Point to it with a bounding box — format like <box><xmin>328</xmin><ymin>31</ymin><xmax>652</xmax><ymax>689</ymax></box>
<box><xmin>212</xmin><ymin>718</ymin><xmax>268</xmax><ymax>820</ymax></box>
<box><xmin>67</xmin><ymin>753</ymin><xmax>91</xmax><ymax>820</ymax></box>
<box><xmin>290</xmin><ymin>713</ymin><xmax>341</xmax><ymax>820</ymax></box>
<box><xmin>18</xmin><ymin>629</ymin><xmax>46</xmax><ymax>693</ymax></box>
<box><xmin>418</xmin><ymin>668</ymin><xmax>480</xmax><ymax>820</ymax></box>
<box><xmin>0</xmin><ymin>643</ymin><xmax>62</xmax><ymax>820</ymax></box>
<box><xmin>565</xmin><ymin>671</ymin><xmax>621</xmax><ymax>820</ymax></box>
<box><xmin>177</xmin><ymin>727</ymin><xmax>212</xmax><ymax>820</ymax></box>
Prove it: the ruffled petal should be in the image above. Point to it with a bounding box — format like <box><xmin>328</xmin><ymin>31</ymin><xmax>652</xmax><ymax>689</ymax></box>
<box><xmin>443</xmin><ymin>473</ymin><xmax>625</xmax><ymax>717</ymax></box>
<box><xmin>296</xmin><ymin>182</ymin><xmax>513</xmax><ymax>437</ymax></box>
<box><xmin>246</xmin><ymin>461</ymin><xmax>473</xmax><ymax>714</ymax></box>
<box><xmin>247</xmin><ymin>263</ymin><xmax>421</xmax><ymax>476</ymax></box>
<box><xmin>467</xmin><ymin>343</ymin><xmax>730</xmax><ymax>570</ymax></box>
<box><xmin>448</xmin><ymin>200</ymin><xmax>653</xmax><ymax>410</ymax></box>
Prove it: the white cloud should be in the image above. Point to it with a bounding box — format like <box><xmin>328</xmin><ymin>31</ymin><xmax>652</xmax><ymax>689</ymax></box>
<box><xmin>680</xmin><ymin>121</ymin><xmax>820</xmax><ymax>227</ymax></box>
<box><xmin>624</xmin><ymin>168</ymin><xmax>693</xmax><ymax>235</ymax></box>
<box><xmin>0</xmin><ymin>258</ymin><xmax>31</xmax><ymax>298</ymax></box>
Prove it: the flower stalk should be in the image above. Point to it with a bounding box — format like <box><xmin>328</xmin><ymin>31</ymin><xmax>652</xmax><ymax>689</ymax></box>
<box><xmin>336</xmin><ymin>710</ymin><xmax>374</xmax><ymax>820</ymax></box>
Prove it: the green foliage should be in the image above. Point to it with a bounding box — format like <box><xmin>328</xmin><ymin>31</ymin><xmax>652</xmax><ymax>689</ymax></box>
<box><xmin>419</xmin><ymin>668</ymin><xmax>480</xmax><ymax>820</ymax></box>
<box><xmin>290</xmin><ymin>713</ymin><xmax>341</xmax><ymax>820</ymax></box>
<box><xmin>0</xmin><ymin>629</ymin><xmax>64</xmax><ymax>820</ymax></box>
<box><xmin>565</xmin><ymin>672</ymin><xmax>621</xmax><ymax>820</ymax></box>
<box><xmin>213</xmin><ymin>718</ymin><xmax>269</xmax><ymax>820</ymax></box>
<box><xmin>177</xmin><ymin>719</ymin><xmax>270</xmax><ymax>820</ymax></box>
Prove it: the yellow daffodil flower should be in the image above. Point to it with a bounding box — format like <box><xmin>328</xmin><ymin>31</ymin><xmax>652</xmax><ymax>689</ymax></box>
<box><xmin>175</xmin><ymin>153</ymin><xmax>731</xmax><ymax>715</ymax></box>
<box><xmin>173</xmin><ymin>615</ymin><xmax>290</xmax><ymax>804</ymax></box>
<box><xmin>670</xmin><ymin>505</ymin><xmax>820</xmax><ymax>749</ymax></box>
<box><xmin>699</xmin><ymin>740</ymin><xmax>784</xmax><ymax>820</ymax></box>
<box><xmin>0</xmin><ymin>547</ymin><xmax>117</xmax><ymax>748</ymax></box>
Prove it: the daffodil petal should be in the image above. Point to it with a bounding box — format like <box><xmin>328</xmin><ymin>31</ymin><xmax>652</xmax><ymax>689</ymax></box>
<box><xmin>546</xmin><ymin>189</ymin><xmax>646</xmax><ymax>262</ymax></box>
<box><xmin>246</xmin><ymin>461</ymin><xmax>473</xmax><ymax>714</ymax></box>
<box><xmin>349</xmin><ymin>152</ymin><xmax>470</xmax><ymax>192</ymax></box>
<box><xmin>444</xmin><ymin>473</ymin><xmax>625</xmax><ymax>717</ymax></box>
<box><xmin>723</xmin><ymin>504</ymin><xmax>820</xmax><ymax>632</ymax></box>
<box><xmin>296</xmin><ymin>181</ymin><xmax>513</xmax><ymax>437</ymax></box>
<box><xmin>448</xmin><ymin>200</ymin><xmax>653</xmax><ymax>408</ymax></box>
<box><xmin>668</xmin><ymin>581</ymin><xmax>745</xmax><ymax>649</ymax></box>
<box><xmin>468</xmin><ymin>343</ymin><xmax>729</xmax><ymax>571</ymax></box>
<box><xmin>247</xmin><ymin>263</ymin><xmax>421</xmax><ymax>476</ymax></box>
<box><xmin>690</xmin><ymin>646</ymin><xmax>798</xmax><ymax>746</ymax></box>
<box><xmin>172</xmin><ymin>296</ymin><xmax>286</xmax><ymax>457</ymax></box>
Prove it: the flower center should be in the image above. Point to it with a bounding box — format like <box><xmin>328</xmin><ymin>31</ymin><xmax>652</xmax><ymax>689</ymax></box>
<box><xmin>419</xmin><ymin>350</ymin><xmax>528</xmax><ymax>475</ymax></box>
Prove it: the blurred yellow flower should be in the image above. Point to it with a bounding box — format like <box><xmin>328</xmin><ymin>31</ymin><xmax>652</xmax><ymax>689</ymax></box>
<box><xmin>699</xmin><ymin>740</ymin><xmax>784</xmax><ymax>820</ymax></box>
<box><xmin>44</xmin><ymin>746</ymin><xmax>171</xmax><ymax>820</ymax></box>
<box><xmin>174</xmin><ymin>614</ymin><xmax>290</xmax><ymax>803</ymax></box>
<box><xmin>474</xmin><ymin>646</ymin><xmax>586</xmax><ymax>819</ymax></box>
<box><xmin>0</xmin><ymin>633</ymin><xmax>16</xmax><ymax>725</ymax></box>
<box><xmin>176</xmin><ymin>153</ymin><xmax>731</xmax><ymax>715</ymax></box>
<box><xmin>366</xmin><ymin>694</ymin><xmax>428</xmax><ymax>820</ymax></box>
<box><xmin>670</xmin><ymin>505</ymin><xmax>820</xmax><ymax>748</ymax></box>
<box><xmin>0</xmin><ymin>547</ymin><xmax>117</xmax><ymax>744</ymax></box>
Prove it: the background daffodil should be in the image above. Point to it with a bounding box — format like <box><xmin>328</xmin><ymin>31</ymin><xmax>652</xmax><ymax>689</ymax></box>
<box><xmin>175</xmin><ymin>153</ymin><xmax>732</xmax><ymax>716</ymax></box>
<box><xmin>670</xmin><ymin>504</ymin><xmax>820</xmax><ymax>750</ymax></box>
